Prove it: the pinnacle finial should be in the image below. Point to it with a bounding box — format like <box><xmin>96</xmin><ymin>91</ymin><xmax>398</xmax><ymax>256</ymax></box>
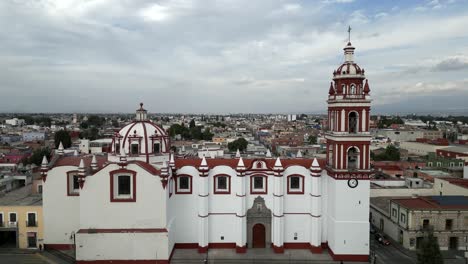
<box><xmin>41</xmin><ymin>155</ymin><xmax>48</xmax><ymax>167</ymax></box>
<box><xmin>296</xmin><ymin>150</ymin><xmax>303</xmax><ymax>158</ymax></box>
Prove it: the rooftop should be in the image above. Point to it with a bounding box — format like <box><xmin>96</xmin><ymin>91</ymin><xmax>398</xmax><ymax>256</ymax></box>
<box><xmin>0</xmin><ymin>185</ymin><xmax>42</xmax><ymax>206</ymax></box>
<box><xmin>370</xmin><ymin>196</ymin><xmax>393</xmax><ymax>215</ymax></box>
<box><xmin>393</xmin><ymin>195</ymin><xmax>468</xmax><ymax>210</ymax></box>
<box><xmin>442</xmin><ymin>178</ymin><xmax>468</xmax><ymax>189</ymax></box>
<box><xmin>439</xmin><ymin>145</ymin><xmax>468</xmax><ymax>154</ymax></box>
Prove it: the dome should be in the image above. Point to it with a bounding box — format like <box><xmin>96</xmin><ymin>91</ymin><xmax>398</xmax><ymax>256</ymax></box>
<box><xmin>110</xmin><ymin>104</ymin><xmax>170</xmax><ymax>158</ymax></box>
<box><xmin>332</xmin><ymin>42</ymin><xmax>365</xmax><ymax>78</ymax></box>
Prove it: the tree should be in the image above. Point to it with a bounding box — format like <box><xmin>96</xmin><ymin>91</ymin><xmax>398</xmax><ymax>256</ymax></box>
<box><xmin>111</xmin><ymin>119</ymin><xmax>119</xmax><ymax>128</ymax></box>
<box><xmin>417</xmin><ymin>230</ymin><xmax>443</xmax><ymax>264</ymax></box>
<box><xmin>372</xmin><ymin>145</ymin><xmax>400</xmax><ymax>161</ymax></box>
<box><xmin>189</xmin><ymin>119</ymin><xmax>196</xmax><ymax>128</ymax></box>
<box><xmin>23</xmin><ymin>147</ymin><xmax>51</xmax><ymax>166</ymax></box>
<box><xmin>54</xmin><ymin>130</ymin><xmax>71</xmax><ymax>149</ymax></box>
<box><xmin>307</xmin><ymin>135</ymin><xmax>317</xmax><ymax>144</ymax></box>
<box><xmin>228</xmin><ymin>138</ymin><xmax>248</xmax><ymax>152</ymax></box>
<box><xmin>202</xmin><ymin>128</ymin><xmax>214</xmax><ymax>141</ymax></box>
<box><xmin>87</xmin><ymin>115</ymin><xmax>105</xmax><ymax>127</ymax></box>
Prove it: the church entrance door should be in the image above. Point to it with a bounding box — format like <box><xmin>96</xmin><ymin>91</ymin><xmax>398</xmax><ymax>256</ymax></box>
<box><xmin>252</xmin><ymin>223</ymin><xmax>266</xmax><ymax>248</ymax></box>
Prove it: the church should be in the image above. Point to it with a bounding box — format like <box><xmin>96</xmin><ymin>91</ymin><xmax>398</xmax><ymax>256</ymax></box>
<box><xmin>41</xmin><ymin>41</ymin><xmax>372</xmax><ymax>263</ymax></box>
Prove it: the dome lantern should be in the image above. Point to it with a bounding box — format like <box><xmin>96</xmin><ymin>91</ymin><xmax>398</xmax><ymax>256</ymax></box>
<box><xmin>136</xmin><ymin>103</ymin><xmax>148</xmax><ymax>121</ymax></box>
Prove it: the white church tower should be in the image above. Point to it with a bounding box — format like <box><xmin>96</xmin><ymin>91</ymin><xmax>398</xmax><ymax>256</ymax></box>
<box><xmin>324</xmin><ymin>37</ymin><xmax>371</xmax><ymax>261</ymax></box>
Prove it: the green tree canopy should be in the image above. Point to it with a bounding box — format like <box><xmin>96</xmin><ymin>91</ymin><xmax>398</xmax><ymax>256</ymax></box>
<box><xmin>417</xmin><ymin>230</ymin><xmax>443</xmax><ymax>264</ymax></box>
<box><xmin>372</xmin><ymin>145</ymin><xmax>400</xmax><ymax>161</ymax></box>
<box><xmin>54</xmin><ymin>130</ymin><xmax>72</xmax><ymax>149</ymax></box>
<box><xmin>23</xmin><ymin>147</ymin><xmax>51</xmax><ymax>166</ymax></box>
<box><xmin>377</xmin><ymin>116</ymin><xmax>404</xmax><ymax>128</ymax></box>
<box><xmin>307</xmin><ymin>135</ymin><xmax>317</xmax><ymax>144</ymax></box>
<box><xmin>228</xmin><ymin>138</ymin><xmax>248</xmax><ymax>152</ymax></box>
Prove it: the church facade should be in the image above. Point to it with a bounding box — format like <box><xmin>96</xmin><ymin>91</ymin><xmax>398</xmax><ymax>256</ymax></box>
<box><xmin>42</xmin><ymin>41</ymin><xmax>372</xmax><ymax>263</ymax></box>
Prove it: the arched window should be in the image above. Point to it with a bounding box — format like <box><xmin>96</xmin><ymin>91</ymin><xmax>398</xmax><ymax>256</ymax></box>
<box><xmin>350</xmin><ymin>84</ymin><xmax>356</xmax><ymax>94</ymax></box>
<box><xmin>342</xmin><ymin>84</ymin><xmax>346</xmax><ymax>94</ymax></box>
<box><xmin>347</xmin><ymin>147</ymin><xmax>359</xmax><ymax>170</ymax></box>
<box><xmin>349</xmin><ymin>112</ymin><xmax>358</xmax><ymax>133</ymax></box>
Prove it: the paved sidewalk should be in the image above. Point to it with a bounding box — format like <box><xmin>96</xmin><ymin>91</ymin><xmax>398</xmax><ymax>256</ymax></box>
<box><xmin>171</xmin><ymin>248</ymin><xmax>369</xmax><ymax>264</ymax></box>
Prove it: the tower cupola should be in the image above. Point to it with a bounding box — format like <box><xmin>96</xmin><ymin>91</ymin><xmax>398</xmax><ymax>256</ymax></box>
<box><xmin>136</xmin><ymin>103</ymin><xmax>148</xmax><ymax>121</ymax></box>
<box><xmin>344</xmin><ymin>42</ymin><xmax>355</xmax><ymax>62</ymax></box>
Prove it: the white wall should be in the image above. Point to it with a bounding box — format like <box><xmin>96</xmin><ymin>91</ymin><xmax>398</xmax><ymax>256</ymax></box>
<box><xmin>43</xmin><ymin>166</ymin><xmax>80</xmax><ymax>245</ymax></box>
<box><xmin>327</xmin><ymin>176</ymin><xmax>369</xmax><ymax>255</ymax></box>
<box><xmin>79</xmin><ymin>163</ymin><xmax>167</xmax><ymax>229</ymax></box>
<box><xmin>76</xmin><ymin>233</ymin><xmax>168</xmax><ymax>261</ymax></box>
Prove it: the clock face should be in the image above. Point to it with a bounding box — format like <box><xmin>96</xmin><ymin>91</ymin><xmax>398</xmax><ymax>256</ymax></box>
<box><xmin>348</xmin><ymin>179</ymin><xmax>358</xmax><ymax>188</ymax></box>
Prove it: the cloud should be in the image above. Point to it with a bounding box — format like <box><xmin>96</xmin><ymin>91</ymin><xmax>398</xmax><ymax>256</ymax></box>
<box><xmin>433</xmin><ymin>56</ymin><xmax>468</xmax><ymax>71</ymax></box>
<box><xmin>322</xmin><ymin>0</ymin><xmax>355</xmax><ymax>3</ymax></box>
<box><xmin>0</xmin><ymin>0</ymin><xmax>467</xmax><ymax>113</ymax></box>
<box><xmin>374</xmin><ymin>12</ymin><xmax>388</xmax><ymax>19</ymax></box>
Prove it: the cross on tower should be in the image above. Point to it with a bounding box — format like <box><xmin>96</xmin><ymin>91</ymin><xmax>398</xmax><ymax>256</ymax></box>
<box><xmin>348</xmin><ymin>25</ymin><xmax>352</xmax><ymax>42</ymax></box>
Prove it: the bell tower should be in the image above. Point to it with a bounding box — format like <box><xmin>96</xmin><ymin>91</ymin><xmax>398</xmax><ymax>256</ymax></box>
<box><xmin>325</xmin><ymin>41</ymin><xmax>372</xmax><ymax>179</ymax></box>
<box><xmin>323</xmin><ymin>36</ymin><xmax>371</xmax><ymax>262</ymax></box>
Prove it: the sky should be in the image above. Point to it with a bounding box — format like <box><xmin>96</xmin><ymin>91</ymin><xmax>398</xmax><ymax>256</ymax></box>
<box><xmin>1</xmin><ymin>0</ymin><xmax>468</xmax><ymax>114</ymax></box>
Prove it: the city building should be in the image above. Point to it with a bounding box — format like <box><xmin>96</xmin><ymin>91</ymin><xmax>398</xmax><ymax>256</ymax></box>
<box><xmin>42</xmin><ymin>41</ymin><xmax>372</xmax><ymax>263</ymax></box>
<box><xmin>5</xmin><ymin>118</ymin><xmax>25</xmax><ymax>127</ymax></box>
<box><xmin>370</xmin><ymin>195</ymin><xmax>468</xmax><ymax>251</ymax></box>
<box><xmin>0</xmin><ymin>185</ymin><xmax>43</xmax><ymax>249</ymax></box>
<box><xmin>22</xmin><ymin>132</ymin><xmax>47</xmax><ymax>142</ymax></box>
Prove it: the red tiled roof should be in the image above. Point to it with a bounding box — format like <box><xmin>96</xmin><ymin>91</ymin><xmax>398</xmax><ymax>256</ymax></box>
<box><xmin>53</xmin><ymin>155</ymin><xmax>108</xmax><ymax>168</ymax></box>
<box><xmin>393</xmin><ymin>196</ymin><xmax>468</xmax><ymax>210</ymax></box>
<box><xmin>132</xmin><ymin>160</ymin><xmax>160</xmax><ymax>175</ymax></box>
<box><xmin>52</xmin><ymin>156</ymin><xmax>160</xmax><ymax>175</ymax></box>
<box><xmin>374</xmin><ymin>164</ymin><xmax>401</xmax><ymax>171</ymax></box>
<box><xmin>443</xmin><ymin>178</ymin><xmax>468</xmax><ymax>189</ymax></box>
<box><xmin>175</xmin><ymin>158</ymin><xmax>326</xmax><ymax>170</ymax></box>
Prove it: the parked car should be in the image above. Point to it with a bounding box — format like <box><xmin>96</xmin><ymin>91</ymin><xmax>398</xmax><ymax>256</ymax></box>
<box><xmin>374</xmin><ymin>233</ymin><xmax>390</xmax><ymax>245</ymax></box>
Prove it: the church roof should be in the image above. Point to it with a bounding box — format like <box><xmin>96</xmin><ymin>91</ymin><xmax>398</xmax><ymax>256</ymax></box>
<box><xmin>174</xmin><ymin>158</ymin><xmax>326</xmax><ymax>170</ymax></box>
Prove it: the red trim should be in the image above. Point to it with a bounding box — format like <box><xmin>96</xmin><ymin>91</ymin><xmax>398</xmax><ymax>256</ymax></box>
<box><xmin>45</xmin><ymin>244</ymin><xmax>73</xmax><ymax>250</ymax></box>
<box><xmin>174</xmin><ymin>243</ymin><xmax>198</xmax><ymax>249</ymax></box>
<box><xmin>328</xmin><ymin>247</ymin><xmax>369</xmax><ymax>262</ymax></box>
<box><xmin>272</xmin><ymin>244</ymin><xmax>284</xmax><ymax>253</ymax></box>
<box><xmin>209</xmin><ymin>242</ymin><xmax>236</xmax><ymax>248</ymax></box>
<box><xmin>142</xmin><ymin>119</ymin><xmax>149</xmax><ymax>163</ymax></box>
<box><xmin>175</xmin><ymin>174</ymin><xmax>192</xmax><ymax>194</ymax></box>
<box><xmin>77</xmin><ymin>228</ymin><xmax>167</xmax><ymax>234</ymax></box>
<box><xmin>286</xmin><ymin>174</ymin><xmax>305</xmax><ymax>194</ymax></box>
<box><xmin>121</xmin><ymin>122</ymin><xmax>138</xmax><ymax>150</ymax></box>
<box><xmin>197</xmin><ymin>246</ymin><xmax>208</xmax><ymax>253</ymax></box>
<box><xmin>250</xmin><ymin>174</ymin><xmax>268</xmax><ymax>194</ymax></box>
<box><xmin>310</xmin><ymin>244</ymin><xmax>323</xmax><ymax>253</ymax></box>
<box><xmin>67</xmin><ymin>171</ymin><xmax>80</xmax><ymax>196</ymax></box>
<box><xmin>110</xmin><ymin>169</ymin><xmax>137</xmax><ymax>202</ymax></box>
<box><xmin>236</xmin><ymin>245</ymin><xmax>247</xmax><ymax>253</ymax></box>
<box><xmin>284</xmin><ymin>242</ymin><xmax>309</xmax><ymax>249</ymax></box>
<box><xmin>213</xmin><ymin>174</ymin><xmax>231</xmax><ymax>194</ymax></box>
<box><xmin>76</xmin><ymin>261</ymin><xmax>167</xmax><ymax>264</ymax></box>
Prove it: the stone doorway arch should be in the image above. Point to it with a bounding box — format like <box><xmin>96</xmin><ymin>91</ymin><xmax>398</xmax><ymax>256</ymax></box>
<box><xmin>247</xmin><ymin>196</ymin><xmax>272</xmax><ymax>248</ymax></box>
